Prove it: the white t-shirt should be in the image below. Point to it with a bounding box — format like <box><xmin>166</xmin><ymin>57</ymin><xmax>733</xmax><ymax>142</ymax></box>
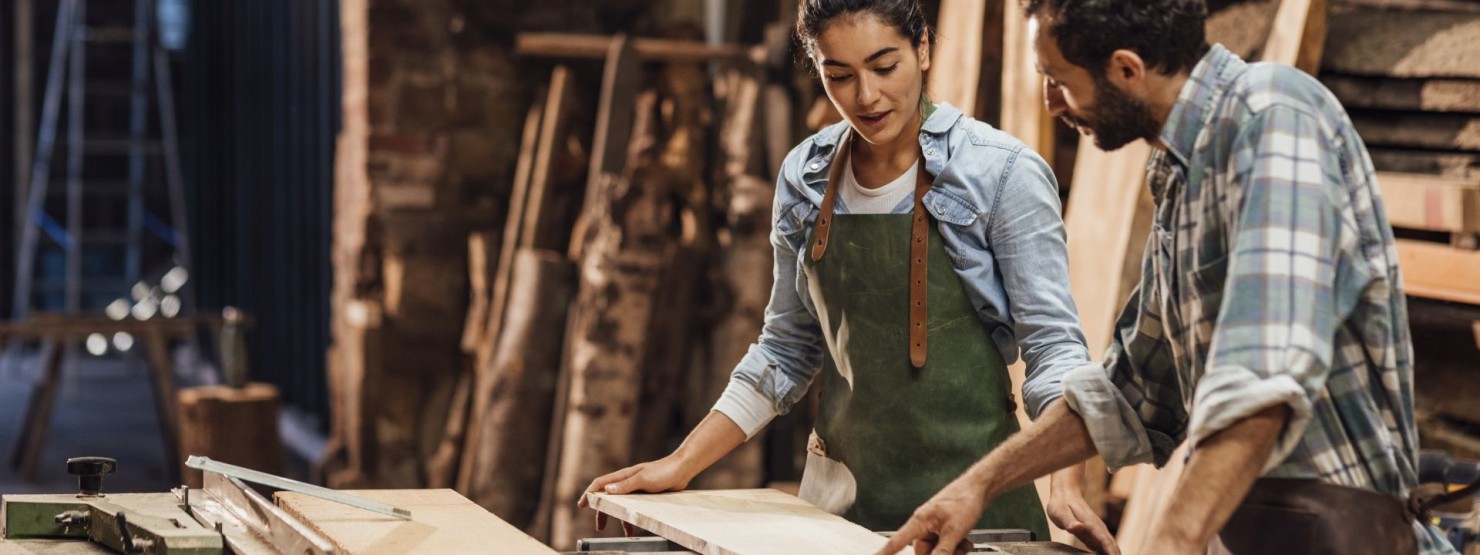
<box><xmin>837</xmin><ymin>159</ymin><xmax>918</xmax><ymax>214</ymax></box>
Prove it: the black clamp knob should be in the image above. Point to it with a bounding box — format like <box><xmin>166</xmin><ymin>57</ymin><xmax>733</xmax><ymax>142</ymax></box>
<box><xmin>66</xmin><ymin>456</ymin><xmax>117</xmax><ymax>497</ymax></box>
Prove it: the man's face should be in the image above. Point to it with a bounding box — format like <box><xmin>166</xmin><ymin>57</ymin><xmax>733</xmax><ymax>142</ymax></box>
<box><xmin>1030</xmin><ymin>15</ymin><xmax>1160</xmax><ymax>151</ymax></box>
<box><xmin>813</xmin><ymin>13</ymin><xmax>930</xmax><ymax>148</ymax></box>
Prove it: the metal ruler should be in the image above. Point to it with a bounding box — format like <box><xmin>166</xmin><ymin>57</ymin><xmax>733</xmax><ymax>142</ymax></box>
<box><xmin>184</xmin><ymin>456</ymin><xmax>412</xmax><ymax>520</ymax></box>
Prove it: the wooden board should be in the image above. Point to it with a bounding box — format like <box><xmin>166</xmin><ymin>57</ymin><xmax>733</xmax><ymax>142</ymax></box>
<box><xmin>1322</xmin><ymin>6</ymin><xmax>1480</xmax><ymax>78</ymax></box>
<box><xmin>933</xmin><ymin>0</ymin><xmax>988</xmax><ymax>117</ymax></box>
<box><xmin>1321</xmin><ymin>76</ymin><xmax>1480</xmax><ymax>113</ymax></box>
<box><xmin>584</xmin><ymin>34</ymin><xmax>640</xmax><ymax>215</ymax></box>
<box><xmin>1370</xmin><ymin>148</ymin><xmax>1480</xmax><ymax>180</ymax></box>
<box><xmin>1377</xmin><ymin>172</ymin><xmax>1480</xmax><ymax>232</ymax></box>
<box><xmin>1264</xmin><ymin>0</ymin><xmax>1327</xmax><ymax>75</ymax></box>
<box><xmin>586</xmin><ymin>490</ymin><xmax>904</xmax><ymax>555</ymax></box>
<box><xmin>275</xmin><ymin>489</ymin><xmax>557</xmax><ymax>555</ymax></box>
<box><xmin>1396</xmin><ymin>239</ymin><xmax>1480</xmax><ymax>305</ymax></box>
<box><xmin>1351</xmin><ymin>111</ymin><xmax>1480</xmax><ymax>152</ymax></box>
<box><xmin>999</xmin><ymin>0</ymin><xmax>1055</xmax><ymax>157</ymax></box>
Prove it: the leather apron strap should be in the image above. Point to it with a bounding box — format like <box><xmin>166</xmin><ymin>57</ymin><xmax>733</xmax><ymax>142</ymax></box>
<box><xmin>810</xmin><ymin>129</ymin><xmax>934</xmax><ymax>368</ymax></box>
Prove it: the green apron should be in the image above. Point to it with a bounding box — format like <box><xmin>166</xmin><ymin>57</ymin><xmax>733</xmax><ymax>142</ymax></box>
<box><xmin>794</xmin><ymin>130</ymin><xmax>1049</xmax><ymax>538</ymax></box>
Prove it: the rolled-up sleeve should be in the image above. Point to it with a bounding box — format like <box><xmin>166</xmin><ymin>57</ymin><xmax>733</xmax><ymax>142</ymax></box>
<box><xmin>989</xmin><ymin>149</ymin><xmax>1093</xmax><ymax>419</ymax></box>
<box><xmin>1188</xmin><ymin>105</ymin><xmax>1351</xmax><ymax>471</ymax></box>
<box><xmin>1063</xmin><ymin>269</ymin><xmax>1186</xmax><ymax>471</ymax></box>
<box><xmin>710</xmin><ymin>157</ymin><xmax>828</xmax><ymax>439</ymax></box>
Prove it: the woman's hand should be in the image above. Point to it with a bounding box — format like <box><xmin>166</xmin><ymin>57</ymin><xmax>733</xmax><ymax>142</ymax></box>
<box><xmin>577</xmin><ymin>455</ymin><xmax>696</xmax><ymax>534</ymax></box>
<box><xmin>1046</xmin><ymin>466</ymin><xmax>1119</xmax><ymax>555</ymax></box>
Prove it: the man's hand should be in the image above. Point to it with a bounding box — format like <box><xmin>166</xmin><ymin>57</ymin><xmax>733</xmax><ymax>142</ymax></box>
<box><xmin>577</xmin><ymin>456</ymin><xmax>693</xmax><ymax>534</ymax></box>
<box><xmin>874</xmin><ymin>476</ymin><xmax>989</xmax><ymax>555</ymax></box>
<box><xmin>1046</xmin><ymin>486</ymin><xmax>1119</xmax><ymax>555</ymax></box>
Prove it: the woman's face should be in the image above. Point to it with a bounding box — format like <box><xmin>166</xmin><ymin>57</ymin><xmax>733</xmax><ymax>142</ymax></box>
<box><xmin>813</xmin><ymin>13</ymin><xmax>930</xmax><ymax>148</ymax></box>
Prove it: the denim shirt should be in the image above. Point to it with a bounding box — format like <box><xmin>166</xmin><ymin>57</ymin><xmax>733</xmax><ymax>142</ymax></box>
<box><xmin>713</xmin><ymin>103</ymin><xmax>1091</xmax><ymax>436</ymax></box>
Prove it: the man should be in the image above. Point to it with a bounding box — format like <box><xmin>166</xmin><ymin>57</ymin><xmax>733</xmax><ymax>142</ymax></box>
<box><xmin>878</xmin><ymin>1</ymin><xmax>1457</xmax><ymax>554</ymax></box>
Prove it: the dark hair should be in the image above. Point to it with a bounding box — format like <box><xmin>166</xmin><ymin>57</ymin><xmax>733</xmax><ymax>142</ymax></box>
<box><xmin>1024</xmin><ymin>0</ymin><xmax>1209</xmax><ymax>78</ymax></box>
<box><xmin>796</xmin><ymin>0</ymin><xmax>933</xmax><ymax>62</ymax></box>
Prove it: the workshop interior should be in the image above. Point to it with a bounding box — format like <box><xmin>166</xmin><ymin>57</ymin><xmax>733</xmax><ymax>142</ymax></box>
<box><xmin>1</xmin><ymin>0</ymin><xmax>1478</xmax><ymax>553</ymax></box>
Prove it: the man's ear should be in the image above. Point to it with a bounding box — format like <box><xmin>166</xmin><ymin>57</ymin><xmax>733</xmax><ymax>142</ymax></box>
<box><xmin>1105</xmin><ymin>48</ymin><xmax>1147</xmax><ymax>89</ymax></box>
<box><xmin>918</xmin><ymin>33</ymin><xmax>932</xmax><ymax>72</ymax></box>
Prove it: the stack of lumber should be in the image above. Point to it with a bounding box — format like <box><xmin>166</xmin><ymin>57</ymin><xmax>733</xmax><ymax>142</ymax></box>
<box><xmin>1320</xmin><ymin>3</ymin><xmax>1480</xmax><ymax>306</ymax></box>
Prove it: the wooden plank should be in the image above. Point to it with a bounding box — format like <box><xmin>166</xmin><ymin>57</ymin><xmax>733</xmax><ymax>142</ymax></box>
<box><xmin>459</xmin><ymin>232</ymin><xmax>495</xmax><ymax>354</ymax></box>
<box><xmin>522</xmin><ymin>66</ymin><xmax>576</xmax><ymax>251</ymax></box>
<box><xmin>586</xmin><ymin>490</ymin><xmax>904</xmax><ymax>555</ymax></box>
<box><xmin>1370</xmin><ymin>148</ymin><xmax>1480</xmax><ymax>180</ymax></box>
<box><xmin>583</xmin><ymin>35</ymin><xmax>640</xmax><ymax>215</ymax></box>
<box><xmin>933</xmin><ymin>0</ymin><xmax>987</xmax><ymax>117</ymax></box>
<box><xmin>276</xmin><ymin>489</ymin><xmax>558</xmax><ymax>555</ymax></box>
<box><xmin>1264</xmin><ymin>0</ymin><xmax>1327</xmax><ymax>75</ymax></box>
<box><xmin>999</xmin><ymin>0</ymin><xmax>1055</xmax><ymax>157</ymax></box>
<box><xmin>1322</xmin><ymin>6</ymin><xmax>1480</xmax><ymax>79</ymax></box>
<box><xmin>1352</xmin><ymin>111</ymin><xmax>1480</xmax><ymax>152</ymax></box>
<box><xmin>516</xmin><ymin>33</ymin><xmax>761</xmax><ymax>64</ymax></box>
<box><xmin>1064</xmin><ymin>142</ymin><xmax>1156</xmax><ymax>357</ymax></box>
<box><xmin>1376</xmin><ymin>172</ymin><xmax>1480</xmax><ymax>232</ymax></box>
<box><xmin>1321</xmin><ymin>75</ymin><xmax>1480</xmax><ymax>113</ymax></box>
<box><xmin>1397</xmin><ymin>239</ymin><xmax>1480</xmax><ymax>305</ymax></box>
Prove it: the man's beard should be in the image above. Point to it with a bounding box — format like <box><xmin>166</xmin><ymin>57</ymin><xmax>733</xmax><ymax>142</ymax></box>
<box><xmin>1062</xmin><ymin>75</ymin><xmax>1161</xmax><ymax>151</ymax></box>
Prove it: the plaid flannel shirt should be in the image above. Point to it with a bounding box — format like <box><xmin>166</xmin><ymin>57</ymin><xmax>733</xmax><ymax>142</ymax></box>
<box><xmin>1060</xmin><ymin>45</ymin><xmax>1454</xmax><ymax>553</ymax></box>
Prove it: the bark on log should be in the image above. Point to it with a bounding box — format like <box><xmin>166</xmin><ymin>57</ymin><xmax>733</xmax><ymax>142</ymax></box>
<box><xmin>464</xmin><ymin>249</ymin><xmax>576</xmax><ymax>529</ymax></box>
<box><xmin>548</xmin><ymin>91</ymin><xmax>674</xmax><ymax>550</ymax></box>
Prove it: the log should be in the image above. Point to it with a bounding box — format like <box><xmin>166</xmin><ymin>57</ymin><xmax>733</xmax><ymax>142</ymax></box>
<box><xmin>1322</xmin><ymin>6</ymin><xmax>1480</xmax><ymax>78</ymax></box>
<box><xmin>178</xmin><ymin>383</ymin><xmax>281</xmax><ymax>489</ymax></box>
<box><xmin>690</xmin><ymin>174</ymin><xmax>773</xmax><ymax>491</ymax></box>
<box><xmin>1321</xmin><ymin>76</ymin><xmax>1480</xmax><ymax>113</ymax></box>
<box><xmin>548</xmin><ymin>91</ymin><xmax>673</xmax><ymax>550</ymax></box>
<box><xmin>463</xmin><ymin>249</ymin><xmax>575</xmax><ymax>529</ymax></box>
<box><xmin>1396</xmin><ymin>239</ymin><xmax>1480</xmax><ymax>304</ymax></box>
<box><xmin>1376</xmin><ymin>172</ymin><xmax>1480</xmax><ymax>232</ymax></box>
<box><xmin>457</xmin><ymin>85</ymin><xmax>545</xmax><ymax>495</ymax></box>
<box><xmin>1351</xmin><ymin>111</ymin><xmax>1480</xmax><ymax>152</ymax></box>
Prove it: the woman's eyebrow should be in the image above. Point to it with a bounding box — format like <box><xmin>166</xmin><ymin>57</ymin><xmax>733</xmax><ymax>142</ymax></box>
<box><xmin>821</xmin><ymin>46</ymin><xmax>900</xmax><ymax>67</ymax></box>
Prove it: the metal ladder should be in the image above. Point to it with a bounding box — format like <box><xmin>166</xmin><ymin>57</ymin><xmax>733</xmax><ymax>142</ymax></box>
<box><xmin>11</xmin><ymin>0</ymin><xmax>193</xmax><ymax>323</ymax></box>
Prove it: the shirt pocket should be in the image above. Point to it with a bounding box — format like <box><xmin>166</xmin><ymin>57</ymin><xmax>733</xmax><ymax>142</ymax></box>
<box><xmin>923</xmin><ymin>191</ymin><xmax>984</xmax><ymax>267</ymax></box>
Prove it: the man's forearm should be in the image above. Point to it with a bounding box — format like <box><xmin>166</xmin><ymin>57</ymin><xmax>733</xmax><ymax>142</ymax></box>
<box><xmin>1150</xmin><ymin>404</ymin><xmax>1290</xmax><ymax>550</ymax></box>
<box><xmin>966</xmin><ymin>400</ymin><xmax>1098</xmax><ymax>498</ymax></box>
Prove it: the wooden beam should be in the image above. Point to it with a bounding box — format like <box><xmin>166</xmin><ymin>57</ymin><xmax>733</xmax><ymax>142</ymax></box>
<box><xmin>583</xmin><ymin>35</ymin><xmax>640</xmax><ymax>216</ymax></box>
<box><xmin>1376</xmin><ymin>172</ymin><xmax>1480</xmax><ymax>232</ymax></box>
<box><xmin>586</xmin><ymin>490</ymin><xmax>899</xmax><ymax>555</ymax></box>
<box><xmin>516</xmin><ymin>33</ymin><xmax>762</xmax><ymax>65</ymax></box>
<box><xmin>933</xmin><ymin>0</ymin><xmax>988</xmax><ymax>117</ymax></box>
<box><xmin>1352</xmin><ymin>111</ymin><xmax>1480</xmax><ymax>152</ymax></box>
<box><xmin>1264</xmin><ymin>0</ymin><xmax>1327</xmax><ymax>74</ymax></box>
<box><xmin>999</xmin><ymin>0</ymin><xmax>1055</xmax><ymax>158</ymax></box>
<box><xmin>1369</xmin><ymin>148</ymin><xmax>1480</xmax><ymax>180</ymax></box>
<box><xmin>1397</xmin><ymin>239</ymin><xmax>1480</xmax><ymax>304</ymax></box>
<box><xmin>13</xmin><ymin>0</ymin><xmax>33</xmax><ymax>248</ymax></box>
<box><xmin>1321</xmin><ymin>76</ymin><xmax>1480</xmax><ymax>113</ymax></box>
<box><xmin>1322</xmin><ymin>7</ymin><xmax>1480</xmax><ymax>78</ymax></box>
<box><xmin>276</xmin><ymin>489</ymin><xmax>559</xmax><ymax>555</ymax></box>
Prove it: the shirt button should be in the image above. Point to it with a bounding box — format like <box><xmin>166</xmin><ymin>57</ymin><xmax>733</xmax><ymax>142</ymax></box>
<box><xmin>927</xmin><ymin>148</ymin><xmax>937</xmax><ymax>156</ymax></box>
<box><xmin>809</xmin><ymin>162</ymin><xmax>820</xmax><ymax>170</ymax></box>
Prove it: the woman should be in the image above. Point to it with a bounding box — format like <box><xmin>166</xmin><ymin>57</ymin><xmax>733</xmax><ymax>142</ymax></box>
<box><xmin>581</xmin><ymin>0</ymin><xmax>1112</xmax><ymax>550</ymax></box>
